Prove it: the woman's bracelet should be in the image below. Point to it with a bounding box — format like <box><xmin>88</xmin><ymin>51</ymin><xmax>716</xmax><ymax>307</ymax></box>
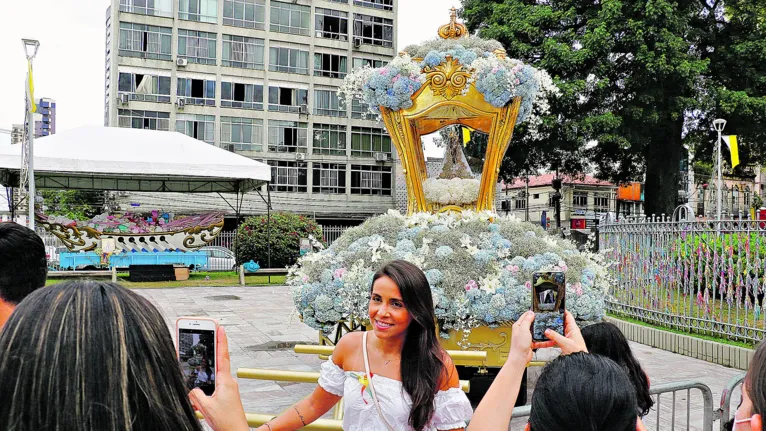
<box><xmin>264</xmin><ymin>423</ymin><xmax>273</xmax><ymax>431</ymax></box>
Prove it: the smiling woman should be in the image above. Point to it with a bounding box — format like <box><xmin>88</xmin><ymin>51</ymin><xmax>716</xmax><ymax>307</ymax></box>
<box><xmin>229</xmin><ymin>260</ymin><xmax>473</xmax><ymax>431</ymax></box>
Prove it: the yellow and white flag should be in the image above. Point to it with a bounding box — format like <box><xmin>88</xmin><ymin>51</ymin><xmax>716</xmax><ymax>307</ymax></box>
<box><xmin>26</xmin><ymin>61</ymin><xmax>36</xmax><ymax>113</ymax></box>
<box><xmin>723</xmin><ymin>135</ymin><xmax>740</xmax><ymax>168</ymax></box>
<box><xmin>462</xmin><ymin>126</ymin><xmax>472</xmax><ymax>147</ymax></box>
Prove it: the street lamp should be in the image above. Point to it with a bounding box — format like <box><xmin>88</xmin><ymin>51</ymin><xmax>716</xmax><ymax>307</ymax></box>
<box><xmin>713</xmin><ymin>119</ymin><xmax>726</xmax><ymax>222</ymax></box>
<box><xmin>22</xmin><ymin>38</ymin><xmax>39</xmax><ymax>230</ymax></box>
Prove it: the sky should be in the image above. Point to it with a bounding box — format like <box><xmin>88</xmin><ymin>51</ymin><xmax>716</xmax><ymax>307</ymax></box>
<box><xmin>0</xmin><ymin>0</ymin><xmax>458</xmax><ymax>154</ymax></box>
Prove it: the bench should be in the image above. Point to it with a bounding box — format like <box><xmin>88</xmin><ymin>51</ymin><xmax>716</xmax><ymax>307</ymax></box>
<box><xmin>238</xmin><ymin>267</ymin><xmax>289</xmax><ymax>285</ymax></box>
<box><xmin>49</xmin><ymin>270</ymin><xmax>115</xmax><ymax>281</ymax></box>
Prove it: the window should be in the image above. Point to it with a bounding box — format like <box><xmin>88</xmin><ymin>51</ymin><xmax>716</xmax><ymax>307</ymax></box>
<box><xmin>594</xmin><ymin>194</ymin><xmax>609</xmax><ymax>211</ymax></box>
<box><xmin>352</xmin><ymin>57</ymin><xmax>388</xmax><ymax>69</ymax></box>
<box><xmin>328</xmin><ymin>0</ymin><xmax>348</xmax><ymax>3</ymax></box>
<box><xmin>533</xmin><ymin>193</ymin><xmax>540</xmax><ymax>199</ymax></box>
<box><xmin>222</xmin><ymin>35</ymin><xmax>265</xmax><ymax>69</ymax></box>
<box><xmin>353</xmin><ymin>14</ymin><xmax>393</xmax><ymax>47</ymax></box>
<box><xmin>514</xmin><ymin>198</ymin><xmax>526</xmax><ymax>210</ymax></box>
<box><xmin>119</xmin><ymin>23</ymin><xmax>172</xmax><ymax>60</ymax></box>
<box><xmin>268</xmin><ymin>120</ymin><xmax>308</xmax><ymax>153</ymax></box>
<box><xmin>315</xmin><ymin>8</ymin><xmax>348</xmax><ymax>40</ymax></box>
<box><xmin>732</xmin><ymin>187</ymin><xmax>740</xmax><ymax>214</ymax></box>
<box><xmin>353</xmin><ymin>0</ymin><xmax>393</xmax><ymax>11</ymax></box>
<box><xmin>221</xmin><ymin>82</ymin><xmax>263</xmax><ymax>110</ymax></box>
<box><xmin>177</xmin><ymin>77</ymin><xmax>216</xmax><ymax>106</ymax></box>
<box><xmin>573</xmin><ymin>191</ymin><xmax>588</xmax><ymax>207</ymax></box>
<box><xmin>697</xmin><ymin>188</ymin><xmax>705</xmax><ymax>216</ymax></box>
<box><xmin>268</xmin><ymin>160</ymin><xmax>308</xmax><ymax>192</ymax></box>
<box><xmin>314</xmin><ymin>53</ymin><xmax>347</xmax><ymax>78</ymax></box>
<box><xmin>351</xmin><ymin>98</ymin><xmax>370</xmax><ymax>119</ymax></box>
<box><xmin>177</xmin><ymin>29</ymin><xmax>217</xmax><ymax>65</ymax></box>
<box><xmin>745</xmin><ymin>187</ymin><xmax>751</xmax><ymax>209</ymax></box>
<box><xmin>314</xmin><ymin>89</ymin><xmax>345</xmax><ymax>117</ymax></box>
<box><xmin>118</xmin><ymin>72</ymin><xmax>171</xmax><ymax>102</ymax></box>
<box><xmin>223</xmin><ymin>0</ymin><xmax>265</xmax><ymax>29</ymax></box>
<box><xmin>268</xmin><ymin>86</ymin><xmax>308</xmax><ymax>113</ymax></box>
<box><xmin>268</xmin><ymin>46</ymin><xmax>310</xmax><ymax>74</ymax></box>
<box><xmin>176</xmin><ymin>114</ymin><xmax>215</xmax><ymax>144</ymax></box>
<box><xmin>119</xmin><ymin>0</ymin><xmax>172</xmax><ymax>17</ymax></box>
<box><xmin>270</xmin><ymin>1</ymin><xmax>310</xmax><ymax>36</ymax></box>
<box><xmin>351</xmin><ymin>165</ymin><xmax>392</xmax><ymax>195</ymax></box>
<box><xmin>351</xmin><ymin>127</ymin><xmax>391</xmax><ymax>157</ymax></box>
<box><xmin>179</xmin><ymin>0</ymin><xmax>217</xmax><ymax>23</ymax></box>
<box><xmin>313</xmin><ymin>124</ymin><xmax>346</xmax><ymax>155</ymax></box>
<box><xmin>221</xmin><ymin>117</ymin><xmax>263</xmax><ymax>151</ymax></box>
<box><xmin>118</xmin><ymin>109</ymin><xmax>170</xmax><ymax>130</ymax></box>
<box><xmin>313</xmin><ymin>163</ymin><xmax>346</xmax><ymax>194</ymax></box>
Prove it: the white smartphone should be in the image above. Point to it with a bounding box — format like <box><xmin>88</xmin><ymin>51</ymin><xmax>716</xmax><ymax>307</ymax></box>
<box><xmin>176</xmin><ymin>317</ymin><xmax>218</xmax><ymax>395</ymax></box>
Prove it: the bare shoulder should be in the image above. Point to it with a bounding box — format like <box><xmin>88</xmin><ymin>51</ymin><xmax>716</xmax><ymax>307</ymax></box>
<box><xmin>332</xmin><ymin>331</ymin><xmax>364</xmax><ymax>367</ymax></box>
<box><xmin>438</xmin><ymin>349</ymin><xmax>460</xmax><ymax>391</ymax></box>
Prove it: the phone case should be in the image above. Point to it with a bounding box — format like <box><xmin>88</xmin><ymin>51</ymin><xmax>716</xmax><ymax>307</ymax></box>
<box><xmin>531</xmin><ymin>271</ymin><xmax>566</xmax><ymax>341</ymax></box>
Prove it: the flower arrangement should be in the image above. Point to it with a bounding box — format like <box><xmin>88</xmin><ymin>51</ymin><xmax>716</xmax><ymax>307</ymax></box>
<box><xmin>38</xmin><ymin>211</ymin><xmax>223</xmax><ymax>234</ymax></box>
<box><xmin>423</xmin><ymin>178</ymin><xmax>480</xmax><ymax>205</ymax></box>
<box><xmin>338</xmin><ymin>35</ymin><xmax>560</xmax><ymax>139</ymax></box>
<box><xmin>290</xmin><ymin>210</ymin><xmax>611</xmax><ymax>337</ymax></box>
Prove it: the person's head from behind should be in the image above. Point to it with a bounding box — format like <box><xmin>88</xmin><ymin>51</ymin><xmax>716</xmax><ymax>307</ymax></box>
<box><xmin>582</xmin><ymin>322</ymin><xmax>653</xmax><ymax>416</ymax></box>
<box><xmin>733</xmin><ymin>341</ymin><xmax>766</xmax><ymax>431</ymax></box>
<box><xmin>0</xmin><ymin>280</ymin><xmax>201</xmax><ymax>431</ymax></box>
<box><xmin>0</xmin><ymin>222</ymin><xmax>47</xmax><ymax>328</ymax></box>
<box><xmin>527</xmin><ymin>353</ymin><xmax>638</xmax><ymax>431</ymax></box>
<box><xmin>370</xmin><ymin>260</ymin><xmax>443</xmax><ymax>431</ymax></box>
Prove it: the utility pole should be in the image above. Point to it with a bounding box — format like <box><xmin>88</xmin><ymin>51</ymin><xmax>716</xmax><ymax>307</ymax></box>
<box><xmin>22</xmin><ymin>39</ymin><xmax>40</xmax><ymax>230</ymax></box>
<box><xmin>525</xmin><ymin>177</ymin><xmax>530</xmax><ymax>222</ymax></box>
<box><xmin>552</xmin><ymin>177</ymin><xmax>562</xmax><ymax>229</ymax></box>
<box><xmin>713</xmin><ymin>119</ymin><xmax>726</xmax><ymax>221</ymax></box>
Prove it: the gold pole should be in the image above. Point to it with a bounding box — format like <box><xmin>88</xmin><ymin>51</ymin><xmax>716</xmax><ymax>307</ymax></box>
<box><xmin>195</xmin><ymin>412</ymin><xmax>344</xmax><ymax>431</ymax></box>
<box><xmin>294</xmin><ymin>344</ymin><xmax>488</xmax><ymax>362</ymax></box>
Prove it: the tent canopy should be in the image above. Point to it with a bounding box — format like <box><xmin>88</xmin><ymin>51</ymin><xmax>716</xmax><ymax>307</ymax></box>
<box><xmin>0</xmin><ymin>126</ymin><xmax>270</xmax><ymax>193</ymax></box>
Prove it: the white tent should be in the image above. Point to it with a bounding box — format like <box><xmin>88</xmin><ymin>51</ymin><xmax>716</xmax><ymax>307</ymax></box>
<box><xmin>0</xmin><ymin>126</ymin><xmax>270</xmax><ymax>193</ymax></box>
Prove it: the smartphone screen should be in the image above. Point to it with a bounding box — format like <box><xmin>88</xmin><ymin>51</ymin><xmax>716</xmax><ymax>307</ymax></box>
<box><xmin>531</xmin><ymin>271</ymin><xmax>566</xmax><ymax>341</ymax></box>
<box><xmin>178</xmin><ymin>328</ymin><xmax>216</xmax><ymax>395</ymax></box>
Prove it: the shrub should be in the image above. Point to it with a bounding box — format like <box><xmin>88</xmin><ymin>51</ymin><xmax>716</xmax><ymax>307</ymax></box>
<box><xmin>234</xmin><ymin>212</ymin><xmax>323</xmax><ymax>269</ymax></box>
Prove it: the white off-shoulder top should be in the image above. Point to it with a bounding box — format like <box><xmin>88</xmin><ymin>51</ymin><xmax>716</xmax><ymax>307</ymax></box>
<box><xmin>318</xmin><ymin>356</ymin><xmax>473</xmax><ymax>431</ymax></box>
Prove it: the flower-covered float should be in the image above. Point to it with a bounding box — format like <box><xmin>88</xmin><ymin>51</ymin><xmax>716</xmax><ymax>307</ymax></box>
<box><xmin>37</xmin><ymin>211</ymin><xmax>225</xmax><ymax>252</ymax></box>
<box><xmin>290</xmin><ymin>10</ymin><xmax>607</xmax><ymax>370</ymax></box>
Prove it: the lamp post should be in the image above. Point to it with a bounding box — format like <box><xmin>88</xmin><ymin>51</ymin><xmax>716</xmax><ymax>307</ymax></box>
<box><xmin>22</xmin><ymin>38</ymin><xmax>40</xmax><ymax>230</ymax></box>
<box><xmin>713</xmin><ymin>119</ymin><xmax>726</xmax><ymax>222</ymax></box>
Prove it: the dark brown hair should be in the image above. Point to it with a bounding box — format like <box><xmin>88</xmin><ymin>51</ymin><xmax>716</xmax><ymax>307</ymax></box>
<box><xmin>746</xmin><ymin>341</ymin><xmax>766</xmax><ymax>416</ymax></box>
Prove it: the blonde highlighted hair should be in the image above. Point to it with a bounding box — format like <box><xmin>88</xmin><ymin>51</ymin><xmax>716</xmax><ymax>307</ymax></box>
<box><xmin>0</xmin><ymin>281</ymin><xmax>202</xmax><ymax>431</ymax></box>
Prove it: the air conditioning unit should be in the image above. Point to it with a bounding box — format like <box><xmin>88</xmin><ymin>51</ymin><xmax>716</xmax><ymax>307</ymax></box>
<box><xmin>226</xmin><ymin>144</ymin><xmax>235</xmax><ymax>152</ymax></box>
<box><xmin>374</xmin><ymin>152</ymin><xmax>388</xmax><ymax>162</ymax></box>
<box><xmin>118</xmin><ymin>92</ymin><xmax>129</xmax><ymax>105</ymax></box>
<box><xmin>295</xmin><ymin>153</ymin><xmax>306</xmax><ymax>161</ymax></box>
<box><xmin>353</xmin><ymin>38</ymin><xmax>362</xmax><ymax>48</ymax></box>
<box><xmin>299</xmin><ymin>104</ymin><xmax>309</xmax><ymax>115</ymax></box>
<box><xmin>176</xmin><ymin>98</ymin><xmax>185</xmax><ymax>109</ymax></box>
<box><xmin>176</xmin><ymin>57</ymin><xmax>188</xmax><ymax>67</ymax></box>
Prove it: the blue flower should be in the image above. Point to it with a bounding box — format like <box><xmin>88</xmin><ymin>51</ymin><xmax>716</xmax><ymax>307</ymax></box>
<box><xmin>425</xmin><ymin>269</ymin><xmax>444</xmax><ymax>287</ymax></box>
<box><xmin>435</xmin><ymin>246</ymin><xmax>454</xmax><ymax>258</ymax></box>
<box><xmin>474</xmin><ymin>250</ymin><xmax>494</xmax><ymax>266</ymax></box>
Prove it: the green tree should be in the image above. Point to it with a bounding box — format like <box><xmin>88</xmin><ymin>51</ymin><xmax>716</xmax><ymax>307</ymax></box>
<box><xmin>461</xmin><ymin>0</ymin><xmax>766</xmax><ymax>216</ymax></box>
<box><xmin>40</xmin><ymin>190</ymin><xmax>103</xmax><ymax>220</ymax></box>
<box><xmin>234</xmin><ymin>212</ymin><xmax>323</xmax><ymax>268</ymax></box>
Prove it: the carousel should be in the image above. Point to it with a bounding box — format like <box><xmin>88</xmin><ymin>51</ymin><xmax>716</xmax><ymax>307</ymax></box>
<box><xmin>290</xmin><ymin>10</ymin><xmax>609</xmax><ymax>394</ymax></box>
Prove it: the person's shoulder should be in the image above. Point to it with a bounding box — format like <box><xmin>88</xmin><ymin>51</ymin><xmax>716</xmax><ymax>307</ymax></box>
<box><xmin>438</xmin><ymin>349</ymin><xmax>460</xmax><ymax>391</ymax></box>
<box><xmin>332</xmin><ymin>331</ymin><xmax>364</xmax><ymax>366</ymax></box>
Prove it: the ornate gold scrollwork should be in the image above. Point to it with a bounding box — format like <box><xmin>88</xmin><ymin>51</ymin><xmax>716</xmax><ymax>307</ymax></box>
<box><xmin>423</xmin><ymin>56</ymin><xmax>472</xmax><ymax>100</ymax></box>
<box><xmin>438</xmin><ymin>7</ymin><xmax>468</xmax><ymax>40</ymax></box>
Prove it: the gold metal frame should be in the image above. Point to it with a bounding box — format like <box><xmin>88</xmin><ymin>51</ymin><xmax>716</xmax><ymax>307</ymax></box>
<box><xmin>379</xmin><ymin>56</ymin><xmax>522</xmax><ymax>215</ymax></box>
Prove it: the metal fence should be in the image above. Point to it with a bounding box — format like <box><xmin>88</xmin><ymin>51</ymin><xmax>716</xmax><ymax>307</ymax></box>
<box><xmin>511</xmin><ymin>374</ymin><xmax>745</xmax><ymax>431</ymax></box>
<box><xmin>600</xmin><ymin>216</ymin><xmax>766</xmax><ymax>343</ymax></box>
<box><xmin>40</xmin><ymin>224</ymin><xmax>349</xmax><ymax>273</ymax></box>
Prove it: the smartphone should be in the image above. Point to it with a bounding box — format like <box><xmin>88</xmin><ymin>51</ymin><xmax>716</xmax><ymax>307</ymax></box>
<box><xmin>531</xmin><ymin>271</ymin><xmax>566</xmax><ymax>341</ymax></box>
<box><xmin>176</xmin><ymin>317</ymin><xmax>218</xmax><ymax>395</ymax></box>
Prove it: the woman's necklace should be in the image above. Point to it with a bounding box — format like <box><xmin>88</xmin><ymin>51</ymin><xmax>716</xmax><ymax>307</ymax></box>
<box><xmin>378</xmin><ymin>349</ymin><xmax>400</xmax><ymax>365</ymax></box>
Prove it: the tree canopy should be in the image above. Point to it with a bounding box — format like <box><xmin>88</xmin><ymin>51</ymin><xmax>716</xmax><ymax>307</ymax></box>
<box><xmin>461</xmin><ymin>0</ymin><xmax>766</xmax><ymax>216</ymax></box>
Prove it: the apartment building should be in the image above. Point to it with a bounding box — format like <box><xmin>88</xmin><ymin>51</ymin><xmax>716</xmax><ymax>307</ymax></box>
<box><xmin>504</xmin><ymin>173</ymin><xmax>618</xmax><ymax>230</ymax></box>
<box><xmin>104</xmin><ymin>0</ymin><xmax>398</xmax><ymax>223</ymax></box>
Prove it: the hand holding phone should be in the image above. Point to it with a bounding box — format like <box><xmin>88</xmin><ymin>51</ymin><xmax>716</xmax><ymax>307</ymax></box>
<box><xmin>177</xmin><ymin>318</ymin><xmax>218</xmax><ymax>395</ymax></box>
<box><xmin>531</xmin><ymin>271</ymin><xmax>565</xmax><ymax>342</ymax></box>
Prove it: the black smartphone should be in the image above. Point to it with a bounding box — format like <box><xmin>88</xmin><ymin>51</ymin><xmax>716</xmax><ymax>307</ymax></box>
<box><xmin>531</xmin><ymin>271</ymin><xmax>566</xmax><ymax>341</ymax></box>
<box><xmin>176</xmin><ymin>318</ymin><xmax>217</xmax><ymax>395</ymax></box>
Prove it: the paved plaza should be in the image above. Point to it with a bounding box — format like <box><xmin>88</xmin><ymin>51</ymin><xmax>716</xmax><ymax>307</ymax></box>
<box><xmin>136</xmin><ymin>285</ymin><xmax>747</xmax><ymax>430</ymax></box>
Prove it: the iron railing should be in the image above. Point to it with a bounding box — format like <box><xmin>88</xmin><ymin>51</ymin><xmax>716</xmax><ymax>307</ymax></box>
<box><xmin>600</xmin><ymin>216</ymin><xmax>766</xmax><ymax>343</ymax></box>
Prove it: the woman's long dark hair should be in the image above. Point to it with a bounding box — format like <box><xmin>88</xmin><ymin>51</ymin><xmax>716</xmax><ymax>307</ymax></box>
<box><xmin>746</xmin><ymin>340</ymin><xmax>766</xmax><ymax>416</ymax></box>
<box><xmin>530</xmin><ymin>353</ymin><xmax>638</xmax><ymax>431</ymax></box>
<box><xmin>582</xmin><ymin>322</ymin><xmax>654</xmax><ymax>417</ymax></box>
<box><xmin>373</xmin><ymin>260</ymin><xmax>445</xmax><ymax>431</ymax></box>
<box><xmin>0</xmin><ymin>281</ymin><xmax>202</xmax><ymax>431</ymax></box>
